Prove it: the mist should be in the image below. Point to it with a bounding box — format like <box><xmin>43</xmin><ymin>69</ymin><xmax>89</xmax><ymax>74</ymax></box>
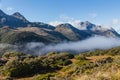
<box><xmin>0</xmin><ymin>36</ymin><xmax>120</xmax><ymax>55</ymax></box>
<box><xmin>23</xmin><ymin>36</ymin><xmax>120</xmax><ymax>55</ymax></box>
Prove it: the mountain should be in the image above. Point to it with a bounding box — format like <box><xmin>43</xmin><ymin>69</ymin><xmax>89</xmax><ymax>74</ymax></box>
<box><xmin>0</xmin><ymin>28</ymin><xmax>51</xmax><ymax>44</ymax></box>
<box><xmin>0</xmin><ymin>10</ymin><xmax>6</xmax><ymax>16</ymax></box>
<box><xmin>77</xmin><ymin>21</ymin><xmax>96</xmax><ymax>30</ymax></box>
<box><xmin>17</xmin><ymin>27</ymin><xmax>69</xmax><ymax>43</ymax></box>
<box><xmin>0</xmin><ymin>9</ymin><xmax>55</xmax><ymax>30</ymax></box>
<box><xmin>0</xmin><ymin>10</ymin><xmax>29</xmax><ymax>28</ymax></box>
<box><xmin>12</xmin><ymin>12</ymin><xmax>29</xmax><ymax>23</ymax></box>
<box><xmin>0</xmin><ymin>9</ymin><xmax>119</xmax><ymax>44</ymax></box>
<box><xmin>29</xmin><ymin>22</ymin><xmax>55</xmax><ymax>30</ymax></box>
<box><xmin>73</xmin><ymin>21</ymin><xmax>120</xmax><ymax>38</ymax></box>
<box><xmin>55</xmin><ymin>23</ymin><xmax>92</xmax><ymax>41</ymax></box>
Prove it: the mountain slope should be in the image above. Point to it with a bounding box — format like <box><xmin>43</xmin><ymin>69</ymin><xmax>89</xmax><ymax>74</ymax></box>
<box><xmin>0</xmin><ymin>10</ymin><xmax>29</xmax><ymax>28</ymax></box>
<box><xmin>17</xmin><ymin>27</ymin><xmax>69</xmax><ymax>43</ymax></box>
<box><xmin>55</xmin><ymin>23</ymin><xmax>92</xmax><ymax>41</ymax></box>
<box><xmin>12</xmin><ymin>12</ymin><xmax>29</xmax><ymax>23</ymax></box>
<box><xmin>71</xmin><ymin>21</ymin><xmax>120</xmax><ymax>38</ymax></box>
<box><xmin>0</xmin><ymin>28</ymin><xmax>50</xmax><ymax>44</ymax></box>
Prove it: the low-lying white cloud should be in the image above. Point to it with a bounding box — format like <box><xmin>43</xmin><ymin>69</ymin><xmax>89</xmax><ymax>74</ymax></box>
<box><xmin>39</xmin><ymin>36</ymin><xmax>120</xmax><ymax>53</ymax></box>
<box><xmin>1</xmin><ymin>36</ymin><xmax>120</xmax><ymax>55</ymax></box>
<box><xmin>24</xmin><ymin>36</ymin><xmax>120</xmax><ymax>55</ymax></box>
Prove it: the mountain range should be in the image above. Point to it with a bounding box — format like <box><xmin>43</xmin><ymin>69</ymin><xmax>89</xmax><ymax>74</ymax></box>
<box><xmin>0</xmin><ymin>9</ymin><xmax>119</xmax><ymax>44</ymax></box>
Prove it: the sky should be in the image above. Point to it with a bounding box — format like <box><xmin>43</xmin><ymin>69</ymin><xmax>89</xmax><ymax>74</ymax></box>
<box><xmin>0</xmin><ymin>0</ymin><xmax>120</xmax><ymax>32</ymax></box>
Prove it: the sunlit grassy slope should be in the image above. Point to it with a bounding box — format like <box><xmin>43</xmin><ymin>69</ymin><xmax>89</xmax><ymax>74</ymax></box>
<box><xmin>1</xmin><ymin>46</ymin><xmax>120</xmax><ymax>80</ymax></box>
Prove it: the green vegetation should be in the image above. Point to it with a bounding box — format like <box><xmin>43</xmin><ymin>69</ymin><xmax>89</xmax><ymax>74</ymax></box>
<box><xmin>35</xmin><ymin>73</ymin><xmax>54</xmax><ymax>80</ymax></box>
<box><xmin>1</xmin><ymin>46</ymin><xmax>120</xmax><ymax>80</ymax></box>
<box><xmin>0</xmin><ymin>28</ymin><xmax>50</xmax><ymax>44</ymax></box>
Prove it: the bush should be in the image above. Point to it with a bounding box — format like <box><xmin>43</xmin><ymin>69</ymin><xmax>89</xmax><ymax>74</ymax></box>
<box><xmin>63</xmin><ymin>60</ymin><xmax>72</xmax><ymax>66</ymax></box>
<box><xmin>3</xmin><ymin>60</ymin><xmax>30</xmax><ymax>77</ymax></box>
<box><xmin>2</xmin><ymin>52</ymin><xmax>25</xmax><ymax>59</ymax></box>
<box><xmin>75</xmin><ymin>54</ymin><xmax>86</xmax><ymax>60</ymax></box>
<box><xmin>3</xmin><ymin>58</ymin><xmax>53</xmax><ymax>77</ymax></box>
<box><xmin>35</xmin><ymin>73</ymin><xmax>54</xmax><ymax>80</ymax></box>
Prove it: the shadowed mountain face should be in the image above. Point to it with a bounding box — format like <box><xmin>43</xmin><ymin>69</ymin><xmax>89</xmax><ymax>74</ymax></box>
<box><xmin>0</xmin><ymin>10</ymin><xmax>29</xmax><ymax>28</ymax></box>
<box><xmin>12</xmin><ymin>12</ymin><xmax>29</xmax><ymax>23</ymax></box>
<box><xmin>55</xmin><ymin>23</ymin><xmax>92</xmax><ymax>41</ymax></box>
<box><xmin>0</xmin><ymin>9</ymin><xmax>119</xmax><ymax>44</ymax></box>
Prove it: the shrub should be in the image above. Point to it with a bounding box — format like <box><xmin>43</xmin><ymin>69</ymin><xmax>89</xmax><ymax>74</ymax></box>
<box><xmin>2</xmin><ymin>52</ymin><xmax>25</xmax><ymax>59</ymax></box>
<box><xmin>63</xmin><ymin>60</ymin><xmax>72</xmax><ymax>66</ymax></box>
<box><xmin>35</xmin><ymin>73</ymin><xmax>54</xmax><ymax>80</ymax></box>
<box><xmin>75</xmin><ymin>54</ymin><xmax>86</xmax><ymax>60</ymax></box>
<box><xmin>3</xmin><ymin>58</ymin><xmax>55</xmax><ymax>77</ymax></box>
<box><xmin>3</xmin><ymin>60</ymin><xmax>30</xmax><ymax>77</ymax></box>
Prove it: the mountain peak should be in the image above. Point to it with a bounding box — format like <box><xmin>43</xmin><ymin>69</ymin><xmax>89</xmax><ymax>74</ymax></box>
<box><xmin>13</xmin><ymin>12</ymin><xmax>22</xmax><ymax>16</ymax></box>
<box><xmin>0</xmin><ymin>9</ymin><xmax>6</xmax><ymax>16</ymax></box>
<box><xmin>56</xmin><ymin>23</ymin><xmax>74</xmax><ymax>29</ymax></box>
<box><xmin>12</xmin><ymin>12</ymin><xmax>29</xmax><ymax>22</ymax></box>
<box><xmin>78</xmin><ymin>21</ymin><xmax>96</xmax><ymax>30</ymax></box>
<box><xmin>84</xmin><ymin>21</ymin><xmax>91</xmax><ymax>24</ymax></box>
<box><xmin>80</xmin><ymin>21</ymin><xmax>94</xmax><ymax>26</ymax></box>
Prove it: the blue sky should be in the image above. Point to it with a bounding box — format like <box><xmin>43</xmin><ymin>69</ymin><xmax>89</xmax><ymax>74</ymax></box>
<box><xmin>0</xmin><ymin>0</ymin><xmax>120</xmax><ymax>32</ymax></box>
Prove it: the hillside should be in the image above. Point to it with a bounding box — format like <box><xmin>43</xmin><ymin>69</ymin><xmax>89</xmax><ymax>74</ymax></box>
<box><xmin>0</xmin><ymin>46</ymin><xmax>120</xmax><ymax>80</ymax></box>
<box><xmin>0</xmin><ymin>28</ymin><xmax>51</xmax><ymax>44</ymax></box>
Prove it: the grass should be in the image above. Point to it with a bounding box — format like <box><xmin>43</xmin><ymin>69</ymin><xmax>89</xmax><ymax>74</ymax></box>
<box><xmin>1</xmin><ymin>46</ymin><xmax>120</xmax><ymax>79</ymax></box>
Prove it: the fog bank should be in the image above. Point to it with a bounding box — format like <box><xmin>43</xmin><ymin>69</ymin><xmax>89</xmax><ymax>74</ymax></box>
<box><xmin>0</xmin><ymin>36</ymin><xmax>120</xmax><ymax>55</ymax></box>
<box><xmin>24</xmin><ymin>36</ymin><xmax>120</xmax><ymax>55</ymax></box>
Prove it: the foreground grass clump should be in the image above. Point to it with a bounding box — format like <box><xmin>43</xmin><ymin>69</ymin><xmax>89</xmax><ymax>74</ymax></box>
<box><xmin>1</xmin><ymin>46</ymin><xmax>120</xmax><ymax>80</ymax></box>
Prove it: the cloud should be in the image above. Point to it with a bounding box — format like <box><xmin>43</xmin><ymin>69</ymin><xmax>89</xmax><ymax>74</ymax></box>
<box><xmin>49</xmin><ymin>20</ymin><xmax>81</xmax><ymax>28</ymax></box>
<box><xmin>88</xmin><ymin>13</ymin><xmax>98</xmax><ymax>18</ymax></box>
<box><xmin>37</xmin><ymin>36</ymin><xmax>120</xmax><ymax>55</ymax></box>
<box><xmin>49</xmin><ymin>21</ymin><xmax>63</xmax><ymax>26</ymax></box>
<box><xmin>102</xmin><ymin>25</ymin><xmax>112</xmax><ymax>30</ymax></box>
<box><xmin>109</xmin><ymin>19</ymin><xmax>120</xmax><ymax>33</ymax></box>
<box><xmin>6</xmin><ymin>7</ymin><xmax>13</xmax><ymax>11</ymax></box>
<box><xmin>68</xmin><ymin>20</ymin><xmax>81</xmax><ymax>28</ymax></box>
<box><xmin>49</xmin><ymin>14</ymin><xmax>81</xmax><ymax>27</ymax></box>
<box><xmin>112</xmin><ymin>19</ymin><xmax>120</xmax><ymax>25</ymax></box>
<box><xmin>1</xmin><ymin>36</ymin><xmax>120</xmax><ymax>55</ymax></box>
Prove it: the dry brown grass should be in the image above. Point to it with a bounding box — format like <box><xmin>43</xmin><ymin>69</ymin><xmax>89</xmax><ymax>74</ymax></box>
<box><xmin>86</xmin><ymin>55</ymin><xmax>109</xmax><ymax>62</ymax></box>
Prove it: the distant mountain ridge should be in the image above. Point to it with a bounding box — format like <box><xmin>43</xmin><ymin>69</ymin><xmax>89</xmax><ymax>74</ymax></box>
<box><xmin>0</xmin><ymin>9</ymin><xmax>119</xmax><ymax>44</ymax></box>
